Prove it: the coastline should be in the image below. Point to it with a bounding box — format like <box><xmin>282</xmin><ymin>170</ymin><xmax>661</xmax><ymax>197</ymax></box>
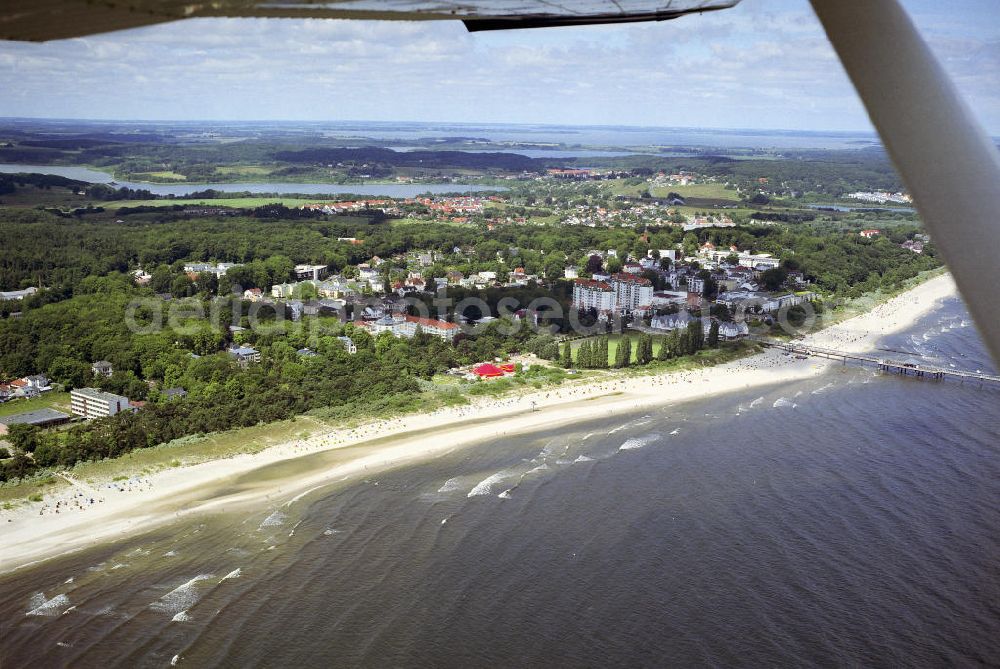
<box><xmin>0</xmin><ymin>272</ymin><xmax>959</xmax><ymax>575</ymax></box>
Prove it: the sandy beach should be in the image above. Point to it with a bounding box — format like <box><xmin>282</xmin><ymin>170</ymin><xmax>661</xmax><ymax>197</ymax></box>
<box><xmin>0</xmin><ymin>273</ymin><xmax>958</xmax><ymax>574</ymax></box>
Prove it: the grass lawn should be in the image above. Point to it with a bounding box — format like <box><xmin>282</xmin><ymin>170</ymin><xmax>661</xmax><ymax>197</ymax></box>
<box><xmin>214</xmin><ymin>165</ymin><xmax>274</xmax><ymax>176</ymax></box>
<box><xmin>0</xmin><ymin>391</ymin><xmax>72</xmax><ymax>418</ymax></box>
<box><xmin>570</xmin><ymin>333</ymin><xmax>672</xmax><ymax>365</ymax></box>
<box><xmin>130</xmin><ymin>171</ymin><xmax>188</xmax><ymax>182</ymax></box>
<box><xmin>650</xmin><ymin>182</ymin><xmax>738</xmax><ymax>200</ymax></box>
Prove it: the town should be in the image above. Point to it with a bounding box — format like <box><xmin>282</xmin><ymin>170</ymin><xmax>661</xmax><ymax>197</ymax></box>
<box><xmin>0</xmin><ymin>134</ymin><xmax>940</xmax><ymax>481</ymax></box>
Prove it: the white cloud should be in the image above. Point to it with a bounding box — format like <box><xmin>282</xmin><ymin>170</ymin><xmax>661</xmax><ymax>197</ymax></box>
<box><xmin>0</xmin><ymin>0</ymin><xmax>996</xmax><ymax>132</ymax></box>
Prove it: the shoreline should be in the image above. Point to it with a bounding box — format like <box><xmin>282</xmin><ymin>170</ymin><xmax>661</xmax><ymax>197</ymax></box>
<box><xmin>0</xmin><ymin>273</ymin><xmax>959</xmax><ymax>575</ymax></box>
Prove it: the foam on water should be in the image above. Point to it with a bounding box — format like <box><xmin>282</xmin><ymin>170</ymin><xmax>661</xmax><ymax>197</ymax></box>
<box><xmin>437</xmin><ymin>477</ymin><xmax>462</xmax><ymax>493</ymax></box>
<box><xmin>619</xmin><ymin>433</ymin><xmax>661</xmax><ymax>451</ymax></box>
<box><xmin>749</xmin><ymin>396</ymin><xmax>765</xmax><ymax>408</ymax></box>
<box><xmin>468</xmin><ymin>471</ymin><xmax>510</xmax><ymax>497</ymax></box>
<box><xmin>26</xmin><ymin>593</ymin><xmax>70</xmax><ymax>617</ymax></box>
<box><xmin>773</xmin><ymin>397</ymin><xmax>795</xmax><ymax>408</ymax></box>
<box><xmin>669</xmin><ymin>428</ymin><xmax>680</xmax><ymax>435</ymax></box>
<box><xmin>574</xmin><ymin>455</ymin><xmax>594</xmax><ymax>463</ymax></box>
<box><xmin>150</xmin><ymin>575</ymin><xmax>215</xmax><ymax>616</ymax></box>
<box><xmin>221</xmin><ymin>569</ymin><xmax>242</xmax><ymax>582</ymax></box>
<box><xmin>258</xmin><ymin>510</ymin><xmax>287</xmax><ymax>530</ymax></box>
<box><xmin>172</xmin><ymin>611</ymin><xmax>191</xmax><ymax>622</ymax></box>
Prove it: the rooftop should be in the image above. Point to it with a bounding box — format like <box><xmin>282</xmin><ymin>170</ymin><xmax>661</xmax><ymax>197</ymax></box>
<box><xmin>0</xmin><ymin>408</ymin><xmax>71</xmax><ymax>426</ymax></box>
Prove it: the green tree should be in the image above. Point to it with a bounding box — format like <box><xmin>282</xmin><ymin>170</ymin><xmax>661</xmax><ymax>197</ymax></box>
<box><xmin>708</xmin><ymin>321</ymin><xmax>720</xmax><ymax>348</ymax></box>
<box><xmin>636</xmin><ymin>333</ymin><xmax>653</xmax><ymax>365</ymax></box>
<box><xmin>7</xmin><ymin>424</ymin><xmax>40</xmax><ymax>453</ymax></box>
<box><xmin>560</xmin><ymin>341</ymin><xmax>573</xmax><ymax>368</ymax></box>
<box><xmin>616</xmin><ymin>336</ymin><xmax>632</xmax><ymax>368</ymax></box>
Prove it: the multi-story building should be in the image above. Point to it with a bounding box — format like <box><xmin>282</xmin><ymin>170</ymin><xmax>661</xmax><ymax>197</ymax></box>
<box><xmin>294</xmin><ymin>264</ymin><xmax>329</xmax><ymax>281</ymax></box>
<box><xmin>610</xmin><ymin>273</ymin><xmax>653</xmax><ymax>314</ymax></box>
<box><xmin>572</xmin><ymin>279</ymin><xmax>616</xmax><ymax>314</ymax></box>
<box><xmin>359</xmin><ymin>315</ymin><xmax>459</xmax><ymax>342</ymax></box>
<box><xmin>183</xmin><ymin>262</ymin><xmax>240</xmax><ymax>277</ymax></box>
<box><xmin>228</xmin><ymin>345</ymin><xmax>262</xmax><ymax>368</ymax></box>
<box><xmin>70</xmin><ymin>388</ymin><xmax>131</xmax><ymax>419</ymax></box>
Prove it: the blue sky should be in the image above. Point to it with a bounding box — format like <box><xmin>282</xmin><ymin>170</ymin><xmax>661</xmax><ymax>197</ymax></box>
<box><xmin>0</xmin><ymin>0</ymin><xmax>997</xmax><ymax>133</ymax></box>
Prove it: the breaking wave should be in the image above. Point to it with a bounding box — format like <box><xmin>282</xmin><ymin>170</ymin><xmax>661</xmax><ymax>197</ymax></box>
<box><xmin>468</xmin><ymin>471</ymin><xmax>510</xmax><ymax>497</ymax></box>
<box><xmin>26</xmin><ymin>593</ymin><xmax>70</xmax><ymax>617</ymax></box>
<box><xmin>619</xmin><ymin>433</ymin><xmax>661</xmax><ymax>451</ymax></box>
<box><xmin>150</xmin><ymin>575</ymin><xmax>215</xmax><ymax>616</ymax></box>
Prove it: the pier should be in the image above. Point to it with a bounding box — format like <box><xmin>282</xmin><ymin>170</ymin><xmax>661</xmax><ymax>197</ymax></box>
<box><xmin>751</xmin><ymin>337</ymin><xmax>1000</xmax><ymax>386</ymax></box>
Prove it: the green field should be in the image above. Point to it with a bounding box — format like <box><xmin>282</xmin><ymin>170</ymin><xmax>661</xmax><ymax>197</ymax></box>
<box><xmin>214</xmin><ymin>165</ymin><xmax>275</xmax><ymax>176</ymax></box>
<box><xmin>0</xmin><ymin>391</ymin><xmax>71</xmax><ymax>418</ymax></box>
<box><xmin>570</xmin><ymin>333</ymin><xmax>668</xmax><ymax>364</ymax></box>
<box><xmin>604</xmin><ymin>179</ymin><xmax>739</xmax><ymax>202</ymax></box>
<box><xmin>130</xmin><ymin>171</ymin><xmax>188</xmax><ymax>182</ymax></box>
<box><xmin>651</xmin><ymin>182</ymin><xmax>738</xmax><ymax>200</ymax></box>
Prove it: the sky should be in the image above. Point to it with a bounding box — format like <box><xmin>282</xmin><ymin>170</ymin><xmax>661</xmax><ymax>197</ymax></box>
<box><xmin>0</xmin><ymin>0</ymin><xmax>998</xmax><ymax>133</ymax></box>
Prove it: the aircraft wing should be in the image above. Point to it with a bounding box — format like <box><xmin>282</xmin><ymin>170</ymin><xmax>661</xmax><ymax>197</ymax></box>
<box><xmin>0</xmin><ymin>1</ymin><xmax>738</xmax><ymax>42</ymax></box>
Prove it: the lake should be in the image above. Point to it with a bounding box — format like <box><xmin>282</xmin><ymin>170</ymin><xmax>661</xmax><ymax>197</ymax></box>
<box><xmin>0</xmin><ymin>164</ymin><xmax>506</xmax><ymax>197</ymax></box>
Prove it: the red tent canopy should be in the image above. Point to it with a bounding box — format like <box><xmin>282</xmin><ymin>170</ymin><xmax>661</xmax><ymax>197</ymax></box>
<box><xmin>473</xmin><ymin>363</ymin><xmax>505</xmax><ymax>378</ymax></box>
<box><xmin>499</xmin><ymin>363</ymin><xmax>516</xmax><ymax>373</ymax></box>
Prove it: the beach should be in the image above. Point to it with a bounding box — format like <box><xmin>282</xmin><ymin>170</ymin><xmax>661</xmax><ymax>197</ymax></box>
<box><xmin>0</xmin><ymin>273</ymin><xmax>959</xmax><ymax>574</ymax></box>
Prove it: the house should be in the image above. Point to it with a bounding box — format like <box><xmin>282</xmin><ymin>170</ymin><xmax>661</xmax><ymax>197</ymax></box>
<box><xmin>132</xmin><ymin>268</ymin><xmax>152</xmax><ymax>285</ymax></box>
<box><xmin>686</xmin><ymin>276</ymin><xmax>706</xmax><ymax>294</ymax></box>
<box><xmin>651</xmin><ymin>291</ymin><xmax>689</xmax><ymax>307</ymax></box>
<box><xmin>228</xmin><ymin>345</ymin><xmax>261</xmax><ymax>368</ymax></box>
<box><xmin>243</xmin><ymin>287</ymin><xmax>264</xmax><ymax>302</ymax></box>
<box><xmin>507</xmin><ymin>268</ymin><xmax>538</xmax><ymax>286</ymax></box>
<box><xmin>859</xmin><ymin>229</ymin><xmax>881</xmax><ymax>238</ymax></box>
<box><xmin>21</xmin><ymin>375</ymin><xmax>51</xmax><ymax>394</ymax></box>
<box><xmin>92</xmin><ymin>360</ymin><xmax>113</xmax><ymax>378</ymax></box>
<box><xmin>357</xmin><ymin>265</ymin><xmax>380</xmax><ymax>282</ymax></box>
<box><xmin>271</xmin><ymin>283</ymin><xmax>296</xmax><ymax>299</ymax></box>
<box><xmin>0</xmin><ymin>287</ymin><xmax>38</xmax><ymax>301</ymax></box>
<box><xmin>337</xmin><ymin>336</ymin><xmax>357</xmax><ymax>354</ymax></box>
<box><xmin>183</xmin><ymin>262</ymin><xmax>240</xmax><ymax>277</ymax></box>
<box><xmin>162</xmin><ymin>387</ymin><xmax>187</xmax><ymax>400</ymax></box>
<box><xmin>446</xmin><ymin>271</ymin><xmax>465</xmax><ymax>285</ymax></box>
<box><xmin>651</xmin><ymin>313</ymin><xmax>697</xmax><ymax>331</ymax></box>
<box><xmin>564</xmin><ymin>267</ymin><xmax>579</xmax><ymax>280</ymax></box>
<box><xmin>296</xmin><ymin>347</ymin><xmax>319</xmax><ymax>357</ymax></box>
<box><xmin>357</xmin><ymin>315</ymin><xmax>459</xmax><ymax>342</ymax></box>
<box><xmin>70</xmin><ymin>388</ymin><xmax>131</xmax><ymax>419</ymax></box>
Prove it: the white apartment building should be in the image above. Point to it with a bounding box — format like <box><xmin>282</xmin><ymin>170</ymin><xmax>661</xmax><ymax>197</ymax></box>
<box><xmin>70</xmin><ymin>388</ymin><xmax>131</xmax><ymax>419</ymax></box>
<box><xmin>610</xmin><ymin>273</ymin><xmax>654</xmax><ymax>313</ymax></box>
<box><xmin>572</xmin><ymin>279</ymin><xmax>616</xmax><ymax>313</ymax></box>
<box><xmin>362</xmin><ymin>315</ymin><xmax>459</xmax><ymax>342</ymax></box>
